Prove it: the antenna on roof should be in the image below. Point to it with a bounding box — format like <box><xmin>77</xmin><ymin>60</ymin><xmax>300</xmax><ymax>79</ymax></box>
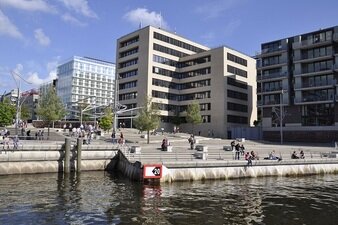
<box><xmin>139</xmin><ymin>20</ymin><xmax>142</xmax><ymax>29</ymax></box>
<box><xmin>159</xmin><ymin>11</ymin><xmax>162</xmax><ymax>29</ymax></box>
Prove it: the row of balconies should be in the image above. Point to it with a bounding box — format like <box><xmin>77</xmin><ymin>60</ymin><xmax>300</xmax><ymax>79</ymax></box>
<box><xmin>294</xmin><ymin>95</ymin><xmax>337</xmax><ymax>104</ymax></box>
<box><xmin>292</xmin><ymin>37</ymin><xmax>333</xmax><ymax>49</ymax></box>
<box><xmin>257</xmin><ymin>71</ymin><xmax>288</xmax><ymax>81</ymax></box>
<box><xmin>257</xmin><ymin>32</ymin><xmax>338</xmax><ymax>58</ymax></box>
<box><xmin>258</xmin><ymin>64</ymin><xmax>338</xmax><ymax>80</ymax></box>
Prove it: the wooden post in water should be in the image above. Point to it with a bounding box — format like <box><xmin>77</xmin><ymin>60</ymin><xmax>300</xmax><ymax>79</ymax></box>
<box><xmin>64</xmin><ymin>138</ymin><xmax>71</xmax><ymax>174</ymax></box>
<box><xmin>77</xmin><ymin>138</ymin><xmax>82</xmax><ymax>172</ymax></box>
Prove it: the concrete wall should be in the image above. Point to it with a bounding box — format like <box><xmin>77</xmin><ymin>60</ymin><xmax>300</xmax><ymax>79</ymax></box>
<box><xmin>0</xmin><ymin>145</ymin><xmax>118</xmax><ymax>175</ymax></box>
<box><xmin>161</xmin><ymin>159</ymin><xmax>338</xmax><ymax>182</ymax></box>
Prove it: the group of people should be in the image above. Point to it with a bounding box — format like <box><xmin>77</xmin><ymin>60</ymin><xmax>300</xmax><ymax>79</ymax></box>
<box><xmin>231</xmin><ymin>140</ymin><xmax>246</xmax><ymax>160</ymax></box>
<box><xmin>111</xmin><ymin>130</ymin><xmax>125</xmax><ymax>145</ymax></box>
<box><xmin>263</xmin><ymin>150</ymin><xmax>282</xmax><ymax>161</ymax></box>
<box><xmin>245</xmin><ymin>151</ymin><xmax>259</xmax><ymax>166</ymax></box>
<box><xmin>291</xmin><ymin>150</ymin><xmax>305</xmax><ymax>159</ymax></box>
<box><xmin>0</xmin><ymin>129</ymin><xmax>19</xmax><ymax>151</ymax></box>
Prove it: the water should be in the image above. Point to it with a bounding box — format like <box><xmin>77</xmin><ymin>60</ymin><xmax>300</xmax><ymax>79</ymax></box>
<box><xmin>1</xmin><ymin>172</ymin><xmax>338</xmax><ymax>225</ymax></box>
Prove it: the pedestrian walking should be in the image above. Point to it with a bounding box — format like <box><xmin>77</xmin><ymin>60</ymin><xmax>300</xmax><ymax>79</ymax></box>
<box><xmin>235</xmin><ymin>143</ymin><xmax>240</xmax><ymax>160</ymax></box>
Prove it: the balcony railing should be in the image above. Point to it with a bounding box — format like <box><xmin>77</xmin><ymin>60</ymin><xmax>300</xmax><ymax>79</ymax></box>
<box><xmin>293</xmin><ymin>53</ymin><xmax>333</xmax><ymax>62</ymax></box>
<box><xmin>257</xmin><ymin>71</ymin><xmax>288</xmax><ymax>81</ymax></box>
<box><xmin>293</xmin><ymin>38</ymin><xmax>332</xmax><ymax>49</ymax></box>
<box><xmin>256</xmin><ymin>46</ymin><xmax>287</xmax><ymax>56</ymax></box>
<box><xmin>294</xmin><ymin>66</ymin><xmax>333</xmax><ymax>76</ymax></box>
<box><xmin>300</xmin><ymin>95</ymin><xmax>334</xmax><ymax>103</ymax></box>
<box><xmin>294</xmin><ymin>81</ymin><xmax>336</xmax><ymax>89</ymax></box>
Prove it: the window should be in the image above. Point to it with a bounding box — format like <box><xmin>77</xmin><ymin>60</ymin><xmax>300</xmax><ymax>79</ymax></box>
<box><xmin>178</xmin><ymin>56</ymin><xmax>211</xmax><ymax>68</ymax></box>
<box><xmin>119</xmin><ymin>47</ymin><xmax>138</xmax><ymax>58</ymax></box>
<box><xmin>119</xmin><ymin>81</ymin><xmax>137</xmax><ymax>89</ymax></box>
<box><xmin>120</xmin><ymin>36</ymin><xmax>139</xmax><ymax>48</ymax></box>
<box><xmin>119</xmin><ymin>92</ymin><xmax>137</xmax><ymax>100</ymax></box>
<box><xmin>227</xmin><ymin>65</ymin><xmax>247</xmax><ymax>78</ymax></box>
<box><xmin>154</xmin><ymin>32</ymin><xmax>205</xmax><ymax>53</ymax></box>
<box><xmin>153</xmin><ymin>55</ymin><xmax>178</xmax><ymax>67</ymax></box>
<box><xmin>227</xmin><ymin>77</ymin><xmax>248</xmax><ymax>89</ymax></box>
<box><xmin>119</xmin><ymin>69</ymin><xmax>138</xmax><ymax>79</ymax></box>
<box><xmin>227</xmin><ymin>102</ymin><xmax>248</xmax><ymax>112</ymax></box>
<box><xmin>119</xmin><ymin>58</ymin><xmax>138</xmax><ymax>68</ymax></box>
<box><xmin>301</xmin><ymin>103</ymin><xmax>334</xmax><ymax>126</ymax></box>
<box><xmin>227</xmin><ymin>90</ymin><xmax>247</xmax><ymax>101</ymax></box>
<box><xmin>227</xmin><ymin>53</ymin><xmax>247</xmax><ymax>66</ymax></box>
<box><xmin>153</xmin><ymin>43</ymin><xmax>188</xmax><ymax>57</ymax></box>
<box><xmin>227</xmin><ymin>115</ymin><xmax>248</xmax><ymax>124</ymax></box>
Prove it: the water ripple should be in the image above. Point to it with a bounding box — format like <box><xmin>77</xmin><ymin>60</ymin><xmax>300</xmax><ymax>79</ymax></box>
<box><xmin>1</xmin><ymin>173</ymin><xmax>338</xmax><ymax>224</ymax></box>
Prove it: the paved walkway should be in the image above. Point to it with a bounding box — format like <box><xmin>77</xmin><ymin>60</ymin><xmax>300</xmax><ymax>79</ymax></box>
<box><xmin>3</xmin><ymin>126</ymin><xmax>337</xmax><ymax>163</ymax></box>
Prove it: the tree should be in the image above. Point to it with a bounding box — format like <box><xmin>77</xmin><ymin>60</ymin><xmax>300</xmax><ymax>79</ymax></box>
<box><xmin>36</xmin><ymin>87</ymin><xmax>66</xmax><ymax>137</ymax></box>
<box><xmin>99</xmin><ymin>108</ymin><xmax>113</xmax><ymax>132</ymax></box>
<box><xmin>20</xmin><ymin>105</ymin><xmax>31</xmax><ymax>121</ymax></box>
<box><xmin>134</xmin><ymin>97</ymin><xmax>160</xmax><ymax>144</ymax></box>
<box><xmin>0</xmin><ymin>99</ymin><xmax>16</xmax><ymax>127</ymax></box>
<box><xmin>186</xmin><ymin>101</ymin><xmax>202</xmax><ymax>134</ymax></box>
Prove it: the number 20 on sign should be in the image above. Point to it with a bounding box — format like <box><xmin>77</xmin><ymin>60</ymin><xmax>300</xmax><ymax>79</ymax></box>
<box><xmin>143</xmin><ymin>164</ymin><xmax>162</xmax><ymax>179</ymax></box>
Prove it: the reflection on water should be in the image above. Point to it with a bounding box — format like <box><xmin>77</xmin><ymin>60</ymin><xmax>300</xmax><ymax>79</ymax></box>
<box><xmin>0</xmin><ymin>172</ymin><xmax>338</xmax><ymax>225</ymax></box>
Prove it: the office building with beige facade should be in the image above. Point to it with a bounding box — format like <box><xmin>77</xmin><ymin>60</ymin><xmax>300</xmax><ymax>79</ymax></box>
<box><xmin>257</xmin><ymin>26</ymin><xmax>338</xmax><ymax>142</ymax></box>
<box><xmin>116</xmin><ymin>26</ymin><xmax>256</xmax><ymax>138</ymax></box>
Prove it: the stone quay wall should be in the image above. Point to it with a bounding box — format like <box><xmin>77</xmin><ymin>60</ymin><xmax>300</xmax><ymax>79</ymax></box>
<box><xmin>0</xmin><ymin>144</ymin><xmax>118</xmax><ymax>175</ymax></box>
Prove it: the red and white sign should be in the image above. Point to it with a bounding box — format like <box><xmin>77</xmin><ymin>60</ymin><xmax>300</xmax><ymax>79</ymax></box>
<box><xmin>143</xmin><ymin>164</ymin><xmax>162</xmax><ymax>179</ymax></box>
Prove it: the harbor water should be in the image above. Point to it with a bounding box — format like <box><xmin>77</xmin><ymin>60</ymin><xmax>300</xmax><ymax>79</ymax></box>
<box><xmin>1</xmin><ymin>171</ymin><xmax>338</xmax><ymax>225</ymax></box>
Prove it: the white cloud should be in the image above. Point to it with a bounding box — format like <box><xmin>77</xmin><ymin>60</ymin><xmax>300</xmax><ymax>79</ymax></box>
<box><xmin>195</xmin><ymin>0</ymin><xmax>237</xmax><ymax>19</ymax></box>
<box><xmin>61</xmin><ymin>13</ymin><xmax>86</xmax><ymax>26</ymax></box>
<box><xmin>34</xmin><ymin>28</ymin><xmax>50</xmax><ymax>46</ymax></box>
<box><xmin>0</xmin><ymin>9</ymin><xmax>23</xmax><ymax>39</ymax></box>
<box><xmin>59</xmin><ymin>0</ymin><xmax>98</xmax><ymax>18</ymax></box>
<box><xmin>0</xmin><ymin>0</ymin><xmax>55</xmax><ymax>13</ymax></box>
<box><xmin>27</xmin><ymin>70</ymin><xmax>56</xmax><ymax>86</ymax></box>
<box><xmin>124</xmin><ymin>8</ymin><xmax>169</xmax><ymax>30</ymax></box>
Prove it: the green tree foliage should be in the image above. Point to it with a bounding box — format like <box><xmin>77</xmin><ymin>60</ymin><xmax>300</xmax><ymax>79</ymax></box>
<box><xmin>186</xmin><ymin>101</ymin><xmax>202</xmax><ymax>134</ymax></box>
<box><xmin>134</xmin><ymin>97</ymin><xmax>160</xmax><ymax>144</ymax></box>
<box><xmin>20</xmin><ymin>105</ymin><xmax>31</xmax><ymax>121</ymax></box>
<box><xmin>36</xmin><ymin>87</ymin><xmax>66</xmax><ymax>136</ymax></box>
<box><xmin>0</xmin><ymin>99</ymin><xmax>16</xmax><ymax>126</ymax></box>
<box><xmin>99</xmin><ymin>108</ymin><xmax>113</xmax><ymax>132</ymax></box>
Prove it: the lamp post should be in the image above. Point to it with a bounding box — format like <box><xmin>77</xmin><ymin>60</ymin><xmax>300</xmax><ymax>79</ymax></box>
<box><xmin>113</xmin><ymin>76</ymin><xmax>119</xmax><ymax>131</ymax></box>
<box><xmin>10</xmin><ymin>70</ymin><xmax>32</xmax><ymax>135</ymax></box>
<box><xmin>279</xmin><ymin>90</ymin><xmax>287</xmax><ymax>145</ymax></box>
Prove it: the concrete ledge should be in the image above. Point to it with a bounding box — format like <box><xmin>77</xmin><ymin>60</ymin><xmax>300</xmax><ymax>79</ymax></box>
<box><xmin>194</xmin><ymin>152</ymin><xmax>208</xmax><ymax>160</ymax></box>
<box><xmin>161</xmin><ymin>161</ymin><xmax>338</xmax><ymax>182</ymax></box>
<box><xmin>163</xmin><ymin>146</ymin><xmax>173</xmax><ymax>152</ymax></box>
<box><xmin>223</xmin><ymin>146</ymin><xmax>232</xmax><ymax>151</ymax></box>
<box><xmin>195</xmin><ymin>145</ymin><xmax>208</xmax><ymax>152</ymax></box>
<box><xmin>130</xmin><ymin>146</ymin><xmax>141</xmax><ymax>154</ymax></box>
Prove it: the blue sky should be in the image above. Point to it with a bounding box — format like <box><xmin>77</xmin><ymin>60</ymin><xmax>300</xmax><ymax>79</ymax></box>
<box><xmin>1</xmin><ymin>0</ymin><xmax>338</xmax><ymax>93</ymax></box>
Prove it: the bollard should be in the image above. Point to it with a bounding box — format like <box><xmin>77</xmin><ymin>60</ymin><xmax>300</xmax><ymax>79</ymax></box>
<box><xmin>77</xmin><ymin>138</ymin><xmax>82</xmax><ymax>172</ymax></box>
<box><xmin>64</xmin><ymin>138</ymin><xmax>71</xmax><ymax>174</ymax></box>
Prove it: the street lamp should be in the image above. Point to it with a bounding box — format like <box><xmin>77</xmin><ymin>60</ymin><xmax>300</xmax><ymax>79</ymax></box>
<box><xmin>10</xmin><ymin>70</ymin><xmax>32</xmax><ymax>135</ymax></box>
<box><xmin>279</xmin><ymin>89</ymin><xmax>287</xmax><ymax>145</ymax></box>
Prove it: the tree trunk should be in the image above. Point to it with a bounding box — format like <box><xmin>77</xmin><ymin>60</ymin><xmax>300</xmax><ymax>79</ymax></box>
<box><xmin>147</xmin><ymin>130</ymin><xmax>150</xmax><ymax>144</ymax></box>
<box><xmin>47</xmin><ymin>121</ymin><xmax>50</xmax><ymax>140</ymax></box>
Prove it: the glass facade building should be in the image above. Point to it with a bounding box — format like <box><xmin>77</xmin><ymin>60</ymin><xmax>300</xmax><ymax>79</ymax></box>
<box><xmin>56</xmin><ymin>56</ymin><xmax>115</xmax><ymax>118</ymax></box>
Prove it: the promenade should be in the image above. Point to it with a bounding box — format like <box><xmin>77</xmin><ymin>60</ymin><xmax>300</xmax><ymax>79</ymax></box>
<box><xmin>4</xmin><ymin>126</ymin><xmax>336</xmax><ymax>163</ymax></box>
